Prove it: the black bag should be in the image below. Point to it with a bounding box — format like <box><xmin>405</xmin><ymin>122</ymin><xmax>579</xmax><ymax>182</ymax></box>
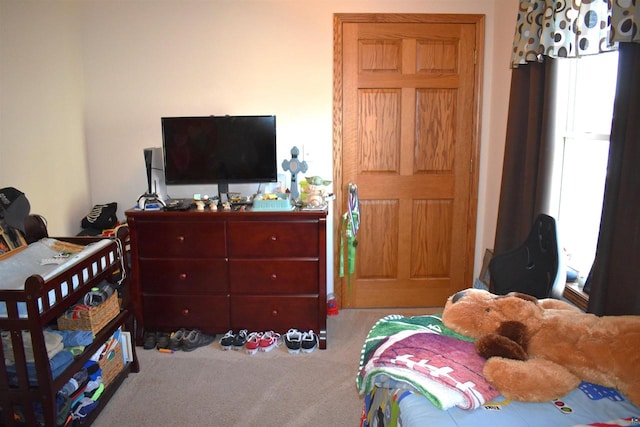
<box><xmin>81</xmin><ymin>202</ymin><xmax>118</xmax><ymax>231</ymax></box>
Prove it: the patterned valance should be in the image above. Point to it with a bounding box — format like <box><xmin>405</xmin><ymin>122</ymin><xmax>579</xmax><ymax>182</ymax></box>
<box><xmin>512</xmin><ymin>1</ymin><xmax>639</xmax><ymax>67</ymax></box>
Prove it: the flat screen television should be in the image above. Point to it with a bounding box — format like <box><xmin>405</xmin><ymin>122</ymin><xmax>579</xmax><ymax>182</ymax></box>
<box><xmin>161</xmin><ymin>115</ymin><xmax>277</xmax><ymax>197</ymax></box>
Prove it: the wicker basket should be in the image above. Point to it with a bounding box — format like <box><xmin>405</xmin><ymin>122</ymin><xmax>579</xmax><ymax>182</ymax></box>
<box><xmin>99</xmin><ymin>341</ymin><xmax>124</xmax><ymax>387</ymax></box>
<box><xmin>57</xmin><ymin>291</ymin><xmax>120</xmax><ymax>335</ymax></box>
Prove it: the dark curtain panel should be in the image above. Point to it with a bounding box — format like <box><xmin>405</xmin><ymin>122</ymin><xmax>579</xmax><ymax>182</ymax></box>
<box><xmin>585</xmin><ymin>42</ymin><xmax>640</xmax><ymax>316</ymax></box>
<box><xmin>491</xmin><ymin>60</ymin><xmax>557</xmax><ymax>290</ymax></box>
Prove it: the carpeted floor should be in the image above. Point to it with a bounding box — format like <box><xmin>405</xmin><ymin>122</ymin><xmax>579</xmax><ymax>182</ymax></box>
<box><xmin>92</xmin><ymin>307</ymin><xmax>441</xmax><ymax>427</ymax></box>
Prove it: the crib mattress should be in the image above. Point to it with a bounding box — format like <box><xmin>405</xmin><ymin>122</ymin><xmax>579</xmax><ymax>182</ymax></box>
<box><xmin>0</xmin><ymin>238</ymin><xmax>114</xmax><ymax>317</ymax></box>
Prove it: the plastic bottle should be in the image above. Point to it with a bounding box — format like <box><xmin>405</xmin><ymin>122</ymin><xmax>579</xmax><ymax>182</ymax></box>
<box><xmin>59</xmin><ymin>369</ymin><xmax>89</xmax><ymax>398</ymax></box>
<box><xmin>83</xmin><ymin>282</ymin><xmax>115</xmax><ymax>306</ymax></box>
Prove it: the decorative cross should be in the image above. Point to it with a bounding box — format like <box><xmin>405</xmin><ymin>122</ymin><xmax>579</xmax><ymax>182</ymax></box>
<box><xmin>281</xmin><ymin>146</ymin><xmax>308</xmax><ymax>200</ymax></box>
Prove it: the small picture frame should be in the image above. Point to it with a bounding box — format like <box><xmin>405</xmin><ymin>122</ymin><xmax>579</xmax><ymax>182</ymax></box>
<box><xmin>0</xmin><ymin>220</ymin><xmax>27</xmax><ymax>260</ymax></box>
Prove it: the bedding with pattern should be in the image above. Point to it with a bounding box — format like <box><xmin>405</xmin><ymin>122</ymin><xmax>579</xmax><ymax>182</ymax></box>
<box><xmin>357</xmin><ymin>314</ymin><xmax>640</xmax><ymax>427</ymax></box>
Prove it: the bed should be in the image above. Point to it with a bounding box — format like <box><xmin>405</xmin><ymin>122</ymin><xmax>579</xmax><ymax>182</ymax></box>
<box><xmin>0</xmin><ymin>225</ymin><xmax>139</xmax><ymax>426</ymax></box>
<box><xmin>357</xmin><ymin>314</ymin><xmax>640</xmax><ymax>427</ymax></box>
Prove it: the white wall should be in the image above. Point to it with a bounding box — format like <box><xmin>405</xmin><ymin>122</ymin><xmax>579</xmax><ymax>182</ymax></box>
<box><xmin>0</xmin><ymin>0</ymin><xmax>89</xmax><ymax>234</ymax></box>
<box><xmin>0</xmin><ymin>0</ymin><xmax>518</xmax><ymax>282</ymax></box>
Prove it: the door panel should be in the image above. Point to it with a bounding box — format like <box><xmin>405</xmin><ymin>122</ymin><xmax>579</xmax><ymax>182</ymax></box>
<box><xmin>334</xmin><ymin>14</ymin><xmax>484</xmax><ymax>308</ymax></box>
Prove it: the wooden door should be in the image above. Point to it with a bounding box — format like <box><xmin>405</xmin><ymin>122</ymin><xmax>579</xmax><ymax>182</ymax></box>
<box><xmin>333</xmin><ymin>14</ymin><xmax>484</xmax><ymax>308</ymax></box>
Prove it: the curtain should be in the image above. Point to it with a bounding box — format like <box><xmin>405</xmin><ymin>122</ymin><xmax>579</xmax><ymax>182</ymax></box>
<box><xmin>584</xmin><ymin>42</ymin><xmax>640</xmax><ymax>316</ymax></box>
<box><xmin>512</xmin><ymin>1</ymin><xmax>639</xmax><ymax>67</ymax></box>
<box><xmin>495</xmin><ymin>2</ymin><xmax>640</xmax><ymax>305</ymax></box>
<box><xmin>611</xmin><ymin>3</ymin><xmax>640</xmax><ymax>43</ymax></box>
<box><xmin>492</xmin><ymin>59</ymin><xmax>556</xmax><ymax>270</ymax></box>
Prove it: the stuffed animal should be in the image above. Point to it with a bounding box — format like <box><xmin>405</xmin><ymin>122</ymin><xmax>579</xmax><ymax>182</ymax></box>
<box><xmin>441</xmin><ymin>288</ymin><xmax>640</xmax><ymax>406</ymax></box>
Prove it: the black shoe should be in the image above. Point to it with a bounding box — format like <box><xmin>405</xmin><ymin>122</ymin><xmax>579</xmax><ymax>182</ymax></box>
<box><xmin>284</xmin><ymin>329</ymin><xmax>302</xmax><ymax>354</ymax></box>
<box><xmin>169</xmin><ymin>328</ymin><xmax>189</xmax><ymax>351</ymax></box>
<box><xmin>143</xmin><ymin>331</ymin><xmax>158</xmax><ymax>350</ymax></box>
<box><xmin>232</xmin><ymin>329</ymin><xmax>249</xmax><ymax>350</ymax></box>
<box><xmin>155</xmin><ymin>332</ymin><xmax>171</xmax><ymax>350</ymax></box>
<box><xmin>219</xmin><ymin>330</ymin><xmax>235</xmax><ymax>350</ymax></box>
<box><xmin>182</xmin><ymin>329</ymin><xmax>216</xmax><ymax>352</ymax></box>
<box><xmin>301</xmin><ymin>330</ymin><xmax>318</xmax><ymax>353</ymax></box>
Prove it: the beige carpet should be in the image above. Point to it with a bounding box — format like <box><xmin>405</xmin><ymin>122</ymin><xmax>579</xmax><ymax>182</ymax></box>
<box><xmin>92</xmin><ymin>307</ymin><xmax>441</xmax><ymax>427</ymax></box>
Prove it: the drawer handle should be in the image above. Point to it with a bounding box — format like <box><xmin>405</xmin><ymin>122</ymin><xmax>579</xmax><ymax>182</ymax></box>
<box><xmin>270</xmin><ymin>235</ymin><xmax>277</xmax><ymax>241</ymax></box>
<box><xmin>177</xmin><ymin>236</ymin><xmax>185</xmax><ymax>243</ymax></box>
<box><xmin>270</xmin><ymin>273</ymin><xmax>277</xmax><ymax>281</ymax></box>
<box><xmin>271</xmin><ymin>309</ymin><xmax>278</xmax><ymax>317</ymax></box>
<box><xmin>181</xmin><ymin>308</ymin><xmax>190</xmax><ymax>316</ymax></box>
<box><xmin>179</xmin><ymin>273</ymin><xmax>187</xmax><ymax>280</ymax></box>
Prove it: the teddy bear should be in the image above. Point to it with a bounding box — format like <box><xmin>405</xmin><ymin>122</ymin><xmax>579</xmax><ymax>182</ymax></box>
<box><xmin>441</xmin><ymin>288</ymin><xmax>640</xmax><ymax>407</ymax></box>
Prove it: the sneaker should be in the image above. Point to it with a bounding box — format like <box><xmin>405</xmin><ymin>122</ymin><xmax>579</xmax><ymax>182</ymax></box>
<box><xmin>245</xmin><ymin>332</ymin><xmax>263</xmax><ymax>355</ymax></box>
<box><xmin>301</xmin><ymin>330</ymin><xmax>318</xmax><ymax>353</ymax></box>
<box><xmin>259</xmin><ymin>331</ymin><xmax>281</xmax><ymax>352</ymax></box>
<box><xmin>169</xmin><ymin>328</ymin><xmax>189</xmax><ymax>351</ymax></box>
<box><xmin>232</xmin><ymin>329</ymin><xmax>249</xmax><ymax>350</ymax></box>
<box><xmin>284</xmin><ymin>329</ymin><xmax>302</xmax><ymax>354</ymax></box>
<box><xmin>219</xmin><ymin>330</ymin><xmax>235</xmax><ymax>350</ymax></box>
<box><xmin>182</xmin><ymin>329</ymin><xmax>216</xmax><ymax>352</ymax></box>
<box><xmin>143</xmin><ymin>331</ymin><xmax>158</xmax><ymax>350</ymax></box>
<box><xmin>155</xmin><ymin>332</ymin><xmax>171</xmax><ymax>350</ymax></box>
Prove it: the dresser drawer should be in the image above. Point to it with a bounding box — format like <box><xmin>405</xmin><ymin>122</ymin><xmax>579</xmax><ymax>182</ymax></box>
<box><xmin>228</xmin><ymin>221</ymin><xmax>318</xmax><ymax>257</ymax></box>
<box><xmin>143</xmin><ymin>295</ymin><xmax>230</xmax><ymax>333</ymax></box>
<box><xmin>229</xmin><ymin>260</ymin><xmax>317</xmax><ymax>294</ymax></box>
<box><xmin>140</xmin><ymin>259</ymin><xmax>228</xmax><ymax>294</ymax></box>
<box><xmin>135</xmin><ymin>221</ymin><xmax>226</xmax><ymax>258</ymax></box>
<box><xmin>230</xmin><ymin>295</ymin><xmax>319</xmax><ymax>333</ymax></box>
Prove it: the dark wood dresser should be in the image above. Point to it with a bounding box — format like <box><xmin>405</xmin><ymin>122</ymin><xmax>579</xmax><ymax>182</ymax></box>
<box><xmin>125</xmin><ymin>207</ymin><xmax>328</xmax><ymax>349</ymax></box>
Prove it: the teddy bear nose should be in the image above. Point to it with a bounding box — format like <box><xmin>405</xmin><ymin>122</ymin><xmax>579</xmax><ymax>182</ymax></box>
<box><xmin>452</xmin><ymin>290</ymin><xmax>467</xmax><ymax>304</ymax></box>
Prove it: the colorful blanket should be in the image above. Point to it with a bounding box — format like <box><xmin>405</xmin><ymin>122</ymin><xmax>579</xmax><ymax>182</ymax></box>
<box><xmin>356</xmin><ymin>314</ymin><xmax>499</xmax><ymax>410</ymax></box>
<box><xmin>574</xmin><ymin>418</ymin><xmax>640</xmax><ymax>427</ymax></box>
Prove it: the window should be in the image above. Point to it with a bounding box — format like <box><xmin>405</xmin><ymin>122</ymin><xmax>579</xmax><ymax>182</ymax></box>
<box><xmin>549</xmin><ymin>52</ymin><xmax>619</xmax><ymax>281</ymax></box>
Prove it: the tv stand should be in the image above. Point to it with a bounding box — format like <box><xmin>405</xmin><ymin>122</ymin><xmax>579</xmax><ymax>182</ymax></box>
<box><xmin>125</xmin><ymin>208</ymin><xmax>328</xmax><ymax>349</ymax></box>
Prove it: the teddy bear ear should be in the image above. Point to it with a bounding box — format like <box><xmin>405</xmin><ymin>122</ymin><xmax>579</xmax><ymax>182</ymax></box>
<box><xmin>475</xmin><ymin>332</ymin><xmax>528</xmax><ymax>361</ymax></box>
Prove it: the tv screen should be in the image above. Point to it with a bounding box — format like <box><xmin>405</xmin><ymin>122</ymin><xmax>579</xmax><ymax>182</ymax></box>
<box><xmin>162</xmin><ymin>115</ymin><xmax>277</xmax><ymax>187</ymax></box>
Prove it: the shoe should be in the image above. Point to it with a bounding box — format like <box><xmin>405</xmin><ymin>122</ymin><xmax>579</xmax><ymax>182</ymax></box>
<box><xmin>220</xmin><ymin>330</ymin><xmax>235</xmax><ymax>350</ymax></box>
<box><xmin>155</xmin><ymin>332</ymin><xmax>171</xmax><ymax>350</ymax></box>
<box><xmin>143</xmin><ymin>331</ymin><xmax>157</xmax><ymax>350</ymax></box>
<box><xmin>169</xmin><ymin>328</ymin><xmax>189</xmax><ymax>351</ymax></box>
<box><xmin>284</xmin><ymin>329</ymin><xmax>302</xmax><ymax>354</ymax></box>
<box><xmin>259</xmin><ymin>331</ymin><xmax>281</xmax><ymax>352</ymax></box>
<box><xmin>301</xmin><ymin>330</ymin><xmax>318</xmax><ymax>353</ymax></box>
<box><xmin>182</xmin><ymin>329</ymin><xmax>216</xmax><ymax>352</ymax></box>
<box><xmin>245</xmin><ymin>332</ymin><xmax>263</xmax><ymax>355</ymax></box>
<box><xmin>232</xmin><ymin>329</ymin><xmax>249</xmax><ymax>350</ymax></box>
